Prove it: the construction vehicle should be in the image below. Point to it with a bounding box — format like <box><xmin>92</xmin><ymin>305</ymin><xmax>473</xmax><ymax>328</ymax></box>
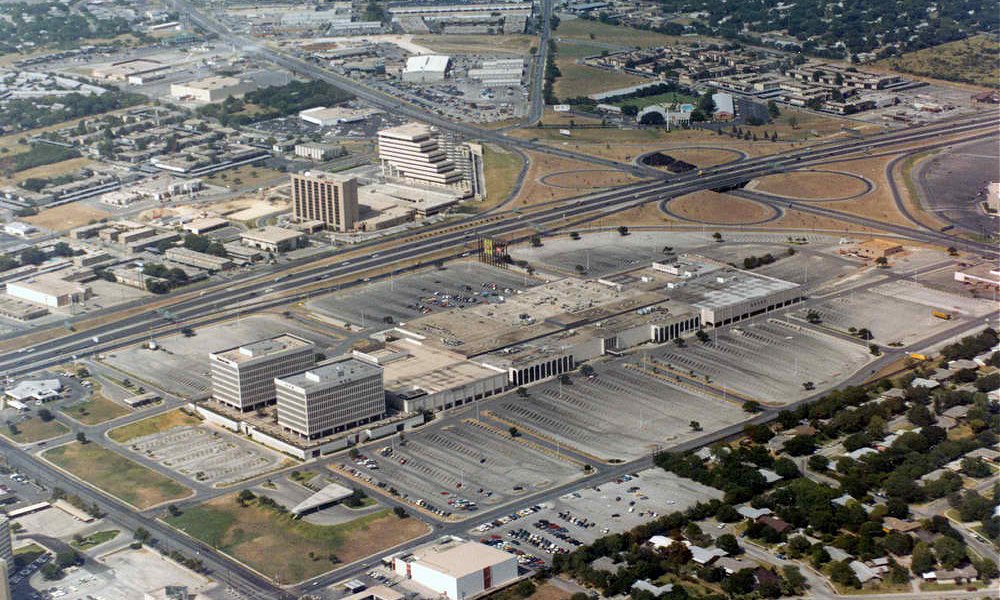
<box><xmin>931</xmin><ymin>310</ymin><xmax>952</xmax><ymax>320</ymax></box>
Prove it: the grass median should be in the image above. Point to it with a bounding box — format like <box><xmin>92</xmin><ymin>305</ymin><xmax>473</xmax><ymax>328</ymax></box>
<box><xmin>61</xmin><ymin>395</ymin><xmax>130</xmax><ymax>425</ymax></box>
<box><xmin>43</xmin><ymin>441</ymin><xmax>191</xmax><ymax>509</ymax></box>
<box><xmin>166</xmin><ymin>492</ymin><xmax>429</xmax><ymax>583</ymax></box>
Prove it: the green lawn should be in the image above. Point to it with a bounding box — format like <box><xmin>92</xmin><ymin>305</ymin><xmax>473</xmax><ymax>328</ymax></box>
<box><xmin>0</xmin><ymin>416</ymin><xmax>69</xmax><ymax>444</ymax></box>
<box><xmin>13</xmin><ymin>543</ymin><xmax>46</xmax><ymax>569</ymax></box>
<box><xmin>44</xmin><ymin>442</ymin><xmax>191</xmax><ymax>509</ymax></box>
<box><xmin>71</xmin><ymin>530</ymin><xmax>120</xmax><ymax>551</ymax></box>
<box><xmin>613</xmin><ymin>91</ymin><xmax>697</xmax><ymax>109</ymax></box>
<box><xmin>107</xmin><ymin>409</ymin><xmax>201</xmax><ymax>443</ymax></box>
<box><xmin>166</xmin><ymin>494</ymin><xmax>428</xmax><ymax>583</ymax></box>
<box><xmin>60</xmin><ymin>395</ymin><xmax>130</xmax><ymax>425</ymax></box>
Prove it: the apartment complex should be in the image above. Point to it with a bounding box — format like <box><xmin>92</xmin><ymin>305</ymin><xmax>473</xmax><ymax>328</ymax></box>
<box><xmin>275</xmin><ymin>358</ymin><xmax>385</xmax><ymax>440</ymax></box>
<box><xmin>378</xmin><ymin>123</ymin><xmax>464</xmax><ymax>189</ymax></box>
<box><xmin>209</xmin><ymin>334</ymin><xmax>317</xmax><ymax>411</ymax></box>
<box><xmin>291</xmin><ymin>171</ymin><xmax>359</xmax><ymax>232</ymax></box>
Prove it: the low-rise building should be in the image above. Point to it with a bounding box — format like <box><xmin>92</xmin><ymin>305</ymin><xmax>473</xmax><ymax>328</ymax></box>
<box><xmin>170</xmin><ymin>76</ymin><xmax>256</xmax><ymax>103</ymax></box>
<box><xmin>6</xmin><ymin>273</ymin><xmax>92</xmax><ymax>308</ymax></box>
<box><xmin>164</xmin><ymin>247</ymin><xmax>234</xmax><ymax>271</ymax></box>
<box><xmin>241</xmin><ymin>226</ymin><xmax>307</xmax><ymax>253</ymax></box>
<box><xmin>391</xmin><ymin>537</ymin><xmax>518</xmax><ymax>600</ymax></box>
<box><xmin>294</xmin><ymin>142</ymin><xmax>346</xmax><ymax>161</ymax></box>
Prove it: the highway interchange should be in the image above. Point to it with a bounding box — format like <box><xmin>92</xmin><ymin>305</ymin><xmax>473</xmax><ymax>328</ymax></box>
<box><xmin>1</xmin><ymin>3</ymin><xmax>998</xmax><ymax>599</ymax></box>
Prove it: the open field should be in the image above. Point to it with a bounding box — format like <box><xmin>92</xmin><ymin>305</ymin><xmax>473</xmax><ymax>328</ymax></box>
<box><xmin>413</xmin><ymin>34</ymin><xmax>537</xmax><ymax>55</ymax></box>
<box><xmin>739</xmin><ymin>106</ymin><xmax>859</xmax><ymax>141</ymax></box>
<box><xmin>555</xmin><ymin>18</ymin><xmax>696</xmax><ymax>48</ymax></box>
<box><xmin>1</xmin><ymin>416</ymin><xmax>68</xmax><ymax>444</ymax></box>
<box><xmin>541</xmin><ymin>169</ymin><xmax>638</xmax><ymax>189</ymax></box>
<box><xmin>44</xmin><ymin>442</ymin><xmax>192</xmax><ymax>509</ymax></box>
<box><xmin>166</xmin><ymin>498</ymin><xmax>428</xmax><ymax>583</ymax></box>
<box><xmin>72</xmin><ymin>529</ymin><xmax>120</xmax><ymax>551</ymax></box>
<box><xmin>612</xmin><ymin>91</ymin><xmax>697</xmax><ymax>109</ymax></box>
<box><xmin>24</xmin><ymin>202</ymin><xmax>111</xmax><ymax>232</ymax></box>
<box><xmin>0</xmin><ymin>156</ymin><xmax>95</xmax><ymax>186</ymax></box>
<box><xmin>60</xmin><ymin>394</ymin><xmax>130</xmax><ymax>425</ymax></box>
<box><xmin>554</xmin><ymin>56</ymin><xmax>645</xmax><ymax>99</ymax></box>
<box><xmin>751</xmin><ymin>170</ymin><xmax>871</xmax><ymax>200</ymax></box>
<box><xmin>511</xmin><ymin>151</ymin><xmax>639</xmax><ymax>207</ymax></box>
<box><xmin>107</xmin><ymin>409</ymin><xmax>202</xmax><ymax>443</ymax></box>
<box><xmin>880</xmin><ymin>35</ymin><xmax>999</xmax><ymax>87</ymax></box>
<box><xmin>666</xmin><ymin>191</ymin><xmax>775</xmax><ymax>224</ymax></box>
<box><xmin>482</xmin><ymin>144</ymin><xmax>525</xmax><ymax>207</ymax></box>
<box><xmin>204</xmin><ymin>164</ymin><xmax>285</xmax><ymax>191</ymax></box>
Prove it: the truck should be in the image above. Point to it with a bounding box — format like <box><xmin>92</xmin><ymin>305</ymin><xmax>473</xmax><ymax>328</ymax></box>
<box><xmin>931</xmin><ymin>310</ymin><xmax>952</xmax><ymax>320</ymax></box>
<box><xmin>908</xmin><ymin>353</ymin><xmax>928</xmax><ymax>361</ymax></box>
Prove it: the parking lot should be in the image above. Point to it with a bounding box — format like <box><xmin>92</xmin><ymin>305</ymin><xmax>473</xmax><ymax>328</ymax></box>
<box><xmin>338</xmin><ymin>419</ymin><xmax>583</xmax><ymax>517</ymax></box>
<box><xmin>804</xmin><ymin>279</ymin><xmax>996</xmax><ymax>345</ymax></box>
<box><xmin>649</xmin><ymin>318</ymin><xmax>872</xmax><ymax>403</ymax></box>
<box><xmin>308</xmin><ymin>262</ymin><xmax>538</xmax><ymax>330</ymax></box>
<box><xmin>488</xmin><ymin>364</ymin><xmax>747</xmax><ymax>461</ymax></box>
<box><xmin>101</xmin><ymin>314</ymin><xmax>340</xmax><ymax>399</ymax></box>
<box><xmin>124</xmin><ymin>425</ymin><xmax>285</xmax><ymax>487</ymax></box>
<box><xmin>468</xmin><ymin>468</ymin><xmax>722</xmax><ymax>566</ymax></box>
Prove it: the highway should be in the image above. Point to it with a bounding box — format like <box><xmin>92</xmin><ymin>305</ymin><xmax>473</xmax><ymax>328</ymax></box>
<box><xmin>3</xmin><ymin>113</ymin><xmax>998</xmax><ymax>379</ymax></box>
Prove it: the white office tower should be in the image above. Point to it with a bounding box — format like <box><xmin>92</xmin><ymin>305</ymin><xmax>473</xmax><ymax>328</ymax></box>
<box><xmin>378</xmin><ymin>123</ymin><xmax>464</xmax><ymax>189</ymax></box>
<box><xmin>209</xmin><ymin>334</ymin><xmax>317</xmax><ymax>411</ymax></box>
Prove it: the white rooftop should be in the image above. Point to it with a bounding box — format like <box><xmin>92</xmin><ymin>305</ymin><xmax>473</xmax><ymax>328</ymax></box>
<box><xmin>404</xmin><ymin>55</ymin><xmax>450</xmax><ymax>74</ymax></box>
<box><xmin>5</xmin><ymin>379</ymin><xmax>62</xmax><ymax>401</ymax></box>
<box><xmin>291</xmin><ymin>482</ymin><xmax>353</xmax><ymax>516</ymax></box>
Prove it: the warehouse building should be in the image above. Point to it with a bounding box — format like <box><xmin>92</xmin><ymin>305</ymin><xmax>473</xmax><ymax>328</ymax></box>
<box><xmin>275</xmin><ymin>357</ymin><xmax>385</xmax><ymax>441</ymax></box>
<box><xmin>164</xmin><ymin>247</ymin><xmax>234</xmax><ymax>271</ymax></box>
<box><xmin>401</xmin><ymin>55</ymin><xmax>450</xmax><ymax>83</ymax></box>
<box><xmin>209</xmin><ymin>334</ymin><xmax>317</xmax><ymax>411</ymax></box>
<box><xmin>170</xmin><ymin>76</ymin><xmax>256</xmax><ymax>103</ymax></box>
<box><xmin>241</xmin><ymin>226</ymin><xmax>307</xmax><ymax>253</ymax></box>
<box><xmin>299</xmin><ymin>106</ymin><xmax>380</xmax><ymax>126</ymax></box>
<box><xmin>294</xmin><ymin>142</ymin><xmax>346</xmax><ymax>161</ymax></box>
<box><xmin>6</xmin><ymin>273</ymin><xmax>92</xmax><ymax>308</ymax></box>
<box><xmin>291</xmin><ymin>171</ymin><xmax>359</xmax><ymax>232</ymax></box>
<box><xmin>391</xmin><ymin>537</ymin><xmax>518</xmax><ymax>600</ymax></box>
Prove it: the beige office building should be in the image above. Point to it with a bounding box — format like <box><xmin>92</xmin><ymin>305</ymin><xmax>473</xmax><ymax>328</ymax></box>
<box><xmin>209</xmin><ymin>334</ymin><xmax>316</xmax><ymax>411</ymax></box>
<box><xmin>378</xmin><ymin>123</ymin><xmax>464</xmax><ymax>189</ymax></box>
<box><xmin>291</xmin><ymin>171</ymin><xmax>359</xmax><ymax>232</ymax></box>
<box><xmin>275</xmin><ymin>358</ymin><xmax>385</xmax><ymax>440</ymax></box>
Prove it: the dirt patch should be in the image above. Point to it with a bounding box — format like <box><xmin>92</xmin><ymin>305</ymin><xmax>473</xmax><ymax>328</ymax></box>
<box><xmin>752</xmin><ymin>170</ymin><xmax>871</xmax><ymax>200</ymax></box>
<box><xmin>107</xmin><ymin>409</ymin><xmax>202</xmax><ymax>443</ymax></box>
<box><xmin>24</xmin><ymin>202</ymin><xmax>111</xmax><ymax>232</ymax></box>
<box><xmin>667</xmin><ymin>191</ymin><xmax>776</xmax><ymax>224</ymax></box>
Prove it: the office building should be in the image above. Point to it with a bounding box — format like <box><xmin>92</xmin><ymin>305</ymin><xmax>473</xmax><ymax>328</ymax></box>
<box><xmin>0</xmin><ymin>514</ymin><xmax>11</xmax><ymax>575</ymax></box>
<box><xmin>0</xmin><ymin>559</ymin><xmax>9</xmax><ymax>600</ymax></box>
<box><xmin>276</xmin><ymin>358</ymin><xmax>385</xmax><ymax>440</ymax></box>
<box><xmin>291</xmin><ymin>171</ymin><xmax>359</xmax><ymax>232</ymax></box>
<box><xmin>209</xmin><ymin>334</ymin><xmax>316</xmax><ymax>411</ymax></box>
<box><xmin>392</xmin><ymin>537</ymin><xmax>518</xmax><ymax>600</ymax></box>
<box><xmin>378</xmin><ymin>123</ymin><xmax>464</xmax><ymax>189</ymax></box>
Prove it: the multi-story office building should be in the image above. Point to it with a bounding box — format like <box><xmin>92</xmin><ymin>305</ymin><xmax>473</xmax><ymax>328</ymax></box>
<box><xmin>291</xmin><ymin>171</ymin><xmax>359</xmax><ymax>232</ymax></box>
<box><xmin>378</xmin><ymin>123</ymin><xmax>464</xmax><ymax>189</ymax></box>
<box><xmin>275</xmin><ymin>358</ymin><xmax>385</xmax><ymax>440</ymax></box>
<box><xmin>209</xmin><ymin>334</ymin><xmax>316</xmax><ymax>411</ymax></box>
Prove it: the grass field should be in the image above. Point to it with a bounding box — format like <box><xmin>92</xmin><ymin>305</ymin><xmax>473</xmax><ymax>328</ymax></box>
<box><xmin>881</xmin><ymin>35</ymin><xmax>999</xmax><ymax>87</ymax></box>
<box><xmin>13</xmin><ymin>543</ymin><xmax>46</xmax><ymax>567</ymax></box>
<box><xmin>1</xmin><ymin>417</ymin><xmax>69</xmax><ymax>444</ymax></box>
<box><xmin>612</xmin><ymin>91</ymin><xmax>697</xmax><ymax>109</ymax></box>
<box><xmin>107</xmin><ymin>409</ymin><xmax>201</xmax><ymax>443</ymax></box>
<box><xmin>554</xmin><ymin>41</ymin><xmax>645</xmax><ymax>98</ymax></box>
<box><xmin>44</xmin><ymin>442</ymin><xmax>191</xmax><ymax>509</ymax></box>
<box><xmin>24</xmin><ymin>202</ymin><xmax>111</xmax><ymax>232</ymax></box>
<box><xmin>482</xmin><ymin>144</ymin><xmax>525</xmax><ymax>207</ymax></box>
<box><xmin>752</xmin><ymin>170</ymin><xmax>870</xmax><ymax>200</ymax></box>
<box><xmin>413</xmin><ymin>34</ymin><xmax>536</xmax><ymax>55</ymax></box>
<box><xmin>71</xmin><ymin>530</ymin><xmax>120</xmax><ymax>551</ymax></box>
<box><xmin>556</xmin><ymin>18</ymin><xmax>692</xmax><ymax>48</ymax></box>
<box><xmin>166</xmin><ymin>496</ymin><xmax>428</xmax><ymax>583</ymax></box>
<box><xmin>205</xmin><ymin>165</ymin><xmax>285</xmax><ymax>190</ymax></box>
<box><xmin>2</xmin><ymin>157</ymin><xmax>94</xmax><ymax>186</ymax></box>
<box><xmin>60</xmin><ymin>395</ymin><xmax>130</xmax><ymax>425</ymax></box>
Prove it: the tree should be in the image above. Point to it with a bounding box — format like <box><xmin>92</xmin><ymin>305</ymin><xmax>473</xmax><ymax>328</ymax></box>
<box><xmin>783</xmin><ymin>565</ymin><xmax>806</xmax><ymax>591</ymax></box>
<box><xmin>767</xmin><ymin>100</ymin><xmax>781</xmax><ymax>118</ymax></box>
<box><xmin>690</xmin><ymin>420</ymin><xmax>702</xmax><ymax>431</ymax></box>
<box><xmin>783</xmin><ymin>435</ymin><xmax>817</xmax><ymax>456</ymax></box>
<box><xmin>695</xmin><ymin>329</ymin><xmax>710</xmax><ymax>343</ymax></box>
<box><xmin>933</xmin><ymin>535</ymin><xmax>966</xmax><ymax>569</ymax></box>
<box><xmin>530</xmin><ymin>235</ymin><xmax>542</xmax><ymax>247</ymax></box>
<box><xmin>75</xmin><ymin>431</ymin><xmax>87</xmax><ymax>444</ymax></box>
<box><xmin>513</xmin><ymin>580</ymin><xmax>536</xmax><ymax>598</ymax></box>
<box><xmin>875</xmin><ymin>256</ymin><xmax>888</xmax><ymax>267</ymax></box>
<box><xmin>716</xmin><ymin>533</ymin><xmax>740</xmax><ymax>555</ymax></box>
<box><xmin>134</xmin><ymin>527</ymin><xmax>151</xmax><ymax>543</ymax></box>
<box><xmin>906</xmin><ymin>403</ymin><xmax>935</xmax><ymax>427</ymax></box>
<box><xmin>617</xmin><ymin>225</ymin><xmax>629</xmax><ymax>236</ymax></box>
<box><xmin>910</xmin><ymin>541</ymin><xmax>936</xmax><ymax>575</ymax></box>
<box><xmin>236</xmin><ymin>489</ymin><xmax>256</xmax><ymax>507</ymax></box>
<box><xmin>712</xmin><ymin>231</ymin><xmax>723</xmax><ymax>242</ymax></box>
<box><xmin>806</xmin><ymin>309</ymin><xmax>822</xmax><ymax>324</ymax></box>
<box><xmin>508</xmin><ymin>426</ymin><xmax>520</xmax><ymax>437</ymax></box>
<box><xmin>393</xmin><ymin>506</ymin><xmax>409</xmax><ymax>518</ymax></box>
<box><xmin>37</xmin><ymin>408</ymin><xmax>53</xmax><ymax>422</ymax></box>
<box><xmin>830</xmin><ymin>560</ymin><xmax>861</xmax><ymax>588</ymax></box>
<box><xmin>788</xmin><ymin>115</ymin><xmax>799</xmax><ymax>129</ymax></box>
<box><xmin>697</xmin><ymin>92</ymin><xmax>717</xmax><ymax>117</ymax></box>
<box><xmin>722</xmin><ymin>568</ymin><xmax>756</xmax><ymax>595</ymax></box>
<box><xmin>808</xmin><ymin>454</ymin><xmax>830</xmax><ymax>471</ymax></box>
<box><xmin>742</xmin><ymin>400</ymin><xmax>761</xmax><ymax>413</ymax></box>
<box><xmin>960</xmin><ymin>457</ymin><xmax>991</xmax><ymax>478</ymax></box>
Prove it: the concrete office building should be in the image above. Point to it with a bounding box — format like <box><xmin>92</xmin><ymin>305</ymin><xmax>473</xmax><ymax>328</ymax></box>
<box><xmin>275</xmin><ymin>358</ymin><xmax>385</xmax><ymax>440</ymax></box>
<box><xmin>209</xmin><ymin>334</ymin><xmax>316</xmax><ymax>411</ymax></box>
<box><xmin>0</xmin><ymin>514</ymin><xmax>11</xmax><ymax>575</ymax></box>
<box><xmin>291</xmin><ymin>171</ymin><xmax>359</xmax><ymax>232</ymax></box>
<box><xmin>378</xmin><ymin>123</ymin><xmax>464</xmax><ymax>189</ymax></box>
<box><xmin>392</xmin><ymin>537</ymin><xmax>518</xmax><ymax>600</ymax></box>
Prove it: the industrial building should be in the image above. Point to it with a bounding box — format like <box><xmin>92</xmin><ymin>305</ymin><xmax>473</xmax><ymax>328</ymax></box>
<box><xmin>391</xmin><ymin>538</ymin><xmax>518</xmax><ymax>600</ymax></box>
<box><xmin>468</xmin><ymin>58</ymin><xmax>525</xmax><ymax>87</ymax></box>
<box><xmin>378</xmin><ymin>123</ymin><xmax>464</xmax><ymax>189</ymax></box>
<box><xmin>275</xmin><ymin>357</ymin><xmax>385</xmax><ymax>441</ymax></box>
<box><xmin>209</xmin><ymin>334</ymin><xmax>317</xmax><ymax>411</ymax></box>
<box><xmin>164</xmin><ymin>247</ymin><xmax>234</xmax><ymax>271</ymax></box>
<box><xmin>401</xmin><ymin>55</ymin><xmax>451</xmax><ymax>83</ymax></box>
<box><xmin>240</xmin><ymin>226</ymin><xmax>307</xmax><ymax>253</ymax></box>
<box><xmin>291</xmin><ymin>171</ymin><xmax>359</xmax><ymax>232</ymax></box>
<box><xmin>294</xmin><ymin>142</ymin><xmax>346</xmax><ymax>161</ymax></box>
<box><xmin>169</xmin><ymin>76</ymin><xmax>256</xmax><ymax>103</ymax></box>
<box><xmin>6</xmin><ymin>273</ymin><xmax>92</xmax><ymax>308</ymax></box>
<box><xmin>299</xmin><ymin>106</ymin><xmax>380</xmax><ymax>126</ymax></box>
